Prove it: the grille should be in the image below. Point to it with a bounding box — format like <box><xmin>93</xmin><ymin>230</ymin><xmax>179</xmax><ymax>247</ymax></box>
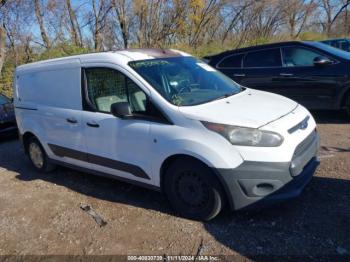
<box><xmin>290</xmin><ymin>129</ymin><xmax>318</xmax><ymax>177</ymax></box>
<box><xmin>293</xmin><ymin>129</ymin><xmax>317</xmax><ymax>158</ymax></box>
<box><xmin>288</xmin><ymin>115</ymin><xmax>310</xmax><ymax>134</ymax></box>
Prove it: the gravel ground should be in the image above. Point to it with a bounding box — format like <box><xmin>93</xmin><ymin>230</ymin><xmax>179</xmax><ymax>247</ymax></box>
<box><xmin>0</xmin><ymin>111</ymin><xmax>349</xmax><ymax>260</ymax></box>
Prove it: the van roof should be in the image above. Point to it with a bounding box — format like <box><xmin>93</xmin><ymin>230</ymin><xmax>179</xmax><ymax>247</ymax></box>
<box><xmin>16</xmin><ymin>48</ymin><xmax>190</xmax><ymax>72</ymax></box>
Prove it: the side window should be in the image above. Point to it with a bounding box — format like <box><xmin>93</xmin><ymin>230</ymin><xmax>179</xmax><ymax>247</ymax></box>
<box><xmin>243</xmin><ymin>49</ymin><xmax>282</xmax><ymax>68</ymax></box>
<box><xmin>126</xmin><ymin>77</ymin><xmax>147</xmax><ymax>113</ymax></box>
<box><xmin>85</xmin><ymin>68</ymin><xmax>147</xmax><ymax>114</ymax></box>
<box><xmin>282</xmin><ymin>47</ymin><xmax>328</xmax><ymax>67</ymax></box>
<box><xmin>330</xmin><ymin>41</ymin><xmax>337</xmax><ymax>48</ymax></box>
<box><xmin>217</xmin><ymin>54</ymin><xmax>243</xmax><ymax>68</ymax></box>
<box><xmin>340</xmin><ymin>40</ymin><xmax>350</xmax><ymax>51</ymax></box>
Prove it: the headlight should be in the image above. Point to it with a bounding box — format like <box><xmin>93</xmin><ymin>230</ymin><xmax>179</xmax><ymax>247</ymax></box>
<box><xmin>202</xmin><ymin>121</ymin><xmax>283</xmax><ymax>147</ymax></box>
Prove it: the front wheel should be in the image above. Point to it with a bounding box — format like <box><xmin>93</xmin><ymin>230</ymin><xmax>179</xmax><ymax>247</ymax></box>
<box><xmin>164</xmin><ymin>158</ymin><xmax>225</xmax><ymax>221</ymax></box>
<box><xmin>27</xmin><ymin>137</ymin><xmax>55</xmax><ymax>173</ymax></box>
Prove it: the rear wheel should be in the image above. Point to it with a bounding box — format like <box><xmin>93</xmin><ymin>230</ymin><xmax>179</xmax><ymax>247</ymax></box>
<box><xmin>164</xmin><ymin>158</ymin><xmax>225</xmax><ymax>221</ymax></box>
<box><xmin>27</xmin><ymin>137</ymin><xmax>55</xmax><ymax>173</ymax></box>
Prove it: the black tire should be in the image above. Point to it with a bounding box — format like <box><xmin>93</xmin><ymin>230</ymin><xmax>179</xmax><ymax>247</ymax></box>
<box><xmin>27</xmin><ymin>137</ymin><xmax>55</xmax><ymax>173</ymax></box>
<box><xmin>164</xmin><ymin>158</ymin><xmax>225</xmax><ymax>221</ymax></box>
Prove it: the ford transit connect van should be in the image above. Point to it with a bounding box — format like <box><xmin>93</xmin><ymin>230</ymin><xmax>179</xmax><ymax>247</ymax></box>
<box><xmin>14</xmin><ymin>49</ymin><xmax>320</xmax><ymax>220</ymax></box>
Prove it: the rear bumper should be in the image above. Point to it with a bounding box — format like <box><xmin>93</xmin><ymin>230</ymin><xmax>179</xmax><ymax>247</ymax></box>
<box><xmin>215</xmin><ymin>133</ymin><xmax>320</xmax><ymax>211</ymax></box>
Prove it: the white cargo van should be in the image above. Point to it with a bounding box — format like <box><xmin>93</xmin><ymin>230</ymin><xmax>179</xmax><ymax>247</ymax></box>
<box><xmin>14</xmin><ymin>49</ymin><xmax>320</xmax><ymax>220</ymax></box>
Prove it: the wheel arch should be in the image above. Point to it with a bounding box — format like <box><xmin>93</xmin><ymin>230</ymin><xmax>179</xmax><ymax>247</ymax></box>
<box><xmin>159</xmin><ymin>154</ymin><xmax>234</xmax><ymax>210</ymax></box>
<box><xmin>22</xmin><ymin>131</ymin><xmax>37</xmax><ymax>154</ymax></box>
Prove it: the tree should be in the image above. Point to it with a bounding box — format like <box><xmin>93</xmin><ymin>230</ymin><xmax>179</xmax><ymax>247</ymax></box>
<box><xmin>134</xmin><ymin>0</ymin><xmax>185</xmax><ymax>47</ymax></box>
<box><xmin>0</xmin><ymin>0</ymin><xmax>8</xmax><ymax>74</ymax></box>
<box><xmin>319</xmin><ymin>0</ymin><xmax>350</xmax><ymax>36</ymax></box>
<box><xmin>111</xmin><ymin>0</ymin><xmax>131</xmax><ymax>48</ymax></box>
<box><xmin>66</xmin><ymin>0</ymin><xmax>83</xmax><ymax>47</ymax></box>
<box><xmin>220</xmin><ymin>0</ymin><xmax>254</xmax><ymax>44</ymax></box>
<box><xmin>186</xmin><ymin>0</ymin><xmax>223</xmax><ymax>47</ymax></box>
<box><xmin>34</xmin><ymin>0</ymin><xmax>51</xmax><ymax>49</ymax></box>
<box><xmin>281</xmin><ymin>0</ymin><xmax>316</xmax><ymax>38</ymax></box>
<box><xmin>87</xmin><ymin>0</ymin><xmax>113</xmax><ymax>51</ymax></box>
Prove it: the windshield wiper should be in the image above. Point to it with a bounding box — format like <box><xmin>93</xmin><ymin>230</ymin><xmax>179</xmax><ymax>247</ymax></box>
<box><xmin>213</xmin><ymin>92</ymin><xmax>236</xmax><ymax>101</ymax></box>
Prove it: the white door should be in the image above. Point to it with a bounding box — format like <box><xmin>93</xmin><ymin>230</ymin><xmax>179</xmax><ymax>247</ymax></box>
<box><xmin>43</xmin><ymin>107</ymin><xmax>88</xmax><ymax>166</ymax></box>
<box><xmin>81</xmin><ymin>66</ymin><xmax>160</xmax><ymax>184</ymax></box>
<box><xmin>37</xmin><ymin>66</ymin><xmax>88</xmax><ymax>166</ymax></box>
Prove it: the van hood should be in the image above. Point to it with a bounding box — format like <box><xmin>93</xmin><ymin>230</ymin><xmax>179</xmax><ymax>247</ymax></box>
<box><xmin>178</xmin><ymin>89</ymin><xmax>298</xmax><ymax>128</ymax></box>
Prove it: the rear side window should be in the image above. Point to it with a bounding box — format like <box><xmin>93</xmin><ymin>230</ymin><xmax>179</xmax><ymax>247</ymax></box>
<box><xmin>217</xmin><ymin>54</ymin><xmax>243</xmax><ymax>68</ymax></box>
<box><xmin>85</xmin><ymin>68</ymin><xmax>147</xmax><ymax>114</ymax></box>
<box><xmin>243</xmin><ymin>49</ymin><xmax>282</xmax><ymax>68</ymax></box>
<box><xmin>282</xmin><ymin>47</ymin><xmax>326</xmax><ymax>67</ymax></box>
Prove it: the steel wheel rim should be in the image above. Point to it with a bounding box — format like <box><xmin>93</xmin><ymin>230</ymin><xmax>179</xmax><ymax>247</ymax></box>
<box><xmin>175</xmin><ymin>171</ymin><xmax>209</xmax><ymax>209</ymax></box>
<box><xmin>29</xmin><ymin>143</ymin><xmax>44</xmax><ymax>169</ymax></box>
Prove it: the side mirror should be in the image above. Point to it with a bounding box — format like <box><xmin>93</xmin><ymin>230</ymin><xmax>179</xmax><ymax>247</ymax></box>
<box><xmin>313</xmin><ymin>56</ymin><xmax>333</xmax><ymax>66</ymax></box>
<box><xmin>111</xmin><ymin>102</ymin><xmax>132</xmax><ymax>118</ymax></box>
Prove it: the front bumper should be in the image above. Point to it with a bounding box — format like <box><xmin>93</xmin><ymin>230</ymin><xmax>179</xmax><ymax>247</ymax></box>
<box><xmin>215</xmin><ymin>132</ymin><xmax>320</xmax><ymax>210</ymax></box>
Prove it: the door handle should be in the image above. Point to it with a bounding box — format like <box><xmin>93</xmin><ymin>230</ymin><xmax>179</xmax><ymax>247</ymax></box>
<box><xmin>66</xmin><ymin>117</ymin><xmax>77</xmax><ymax>124</ymax></box>
<box><xmin>234</xmin><ymin>73</ymin><xmax>246</xmax><ymax>77</ymax></box>
<box><xmin>86</xmin><ymin>122</ymin><xmax>99</xmax><ymax>128</ymax></box>
<box><xmin>280</xmin><ymin>73</ymin><xmax>294</xmax><ymax>77</ymax></box>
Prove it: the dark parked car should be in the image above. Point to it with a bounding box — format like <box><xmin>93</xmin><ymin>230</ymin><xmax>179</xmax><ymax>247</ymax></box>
<box><xmin>321</xmin><ymin>38</ymin><xmax>350</xmax><ymax>52</ymax></box>
<box><xmin>0</xmin><ymin>94</ymin><xmax>17</xmax><ymax>135</ymax></box>
<box><xmin>206</xmin><ymin>41</ymin><xmax>350</xmax><ymax>115</ymax></box>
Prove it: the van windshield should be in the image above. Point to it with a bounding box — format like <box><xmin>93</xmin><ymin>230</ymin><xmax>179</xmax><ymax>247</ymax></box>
<box><xmin>129</xmin><ymin>57</ymin><xmax>242</xmax><ymax>106</ymax></box>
